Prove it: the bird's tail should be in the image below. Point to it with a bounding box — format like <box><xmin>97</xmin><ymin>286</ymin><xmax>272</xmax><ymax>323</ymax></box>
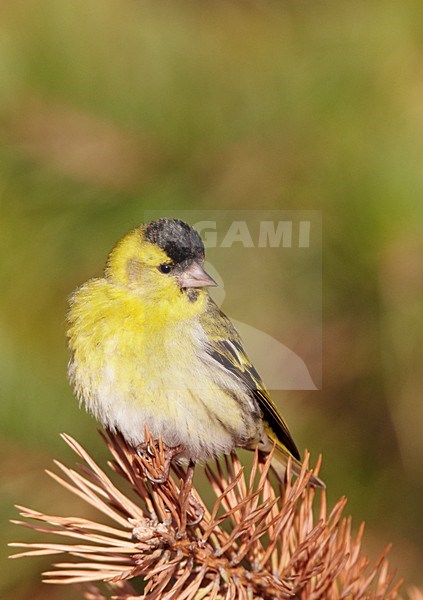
<box><xmin>270</xmin><ymin>445</ymin><xmax>325</xmax><ymax>488</ymax></box>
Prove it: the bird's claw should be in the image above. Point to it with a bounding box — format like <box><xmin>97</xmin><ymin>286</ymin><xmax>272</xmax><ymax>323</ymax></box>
<box><xmin>136</xmin><ymin>442</ymin><xmax>183</xmax><ymax>485</ymax></box>
<box><xmin>145</xmin><ymin>466</ymin><xmax>170</xmax><ymax>484</ymax></box>
<box><xmin>186</xmin><ymin>490</ymin><xmax>205</xmax><ymax>526</ymax></box>
<box><xmin>186</xmin><ymin>504</ymin><xmax>204</xmax><ymax>527</ymax></box>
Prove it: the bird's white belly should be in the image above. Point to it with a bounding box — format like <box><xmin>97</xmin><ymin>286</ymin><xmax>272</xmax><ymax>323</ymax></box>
<box><xmin>71</xmin><ymin>323</ymin><xmax>252</xmax><ymax>461</ymax></box>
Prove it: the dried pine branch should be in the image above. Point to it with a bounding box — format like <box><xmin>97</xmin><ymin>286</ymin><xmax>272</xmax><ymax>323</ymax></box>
<box><xmin>9</xmin><ymin>429</ymin><xmax>413</xmax><ymax>599</ymax></box>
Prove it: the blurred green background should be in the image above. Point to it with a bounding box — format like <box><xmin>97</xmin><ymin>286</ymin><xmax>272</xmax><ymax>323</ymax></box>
<box><xmin>1</xmin><ymin>0</ymin><xmax>423</xmax><ymax>597</ymax></box>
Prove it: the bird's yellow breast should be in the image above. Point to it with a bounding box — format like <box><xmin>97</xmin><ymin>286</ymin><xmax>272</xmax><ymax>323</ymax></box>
<box><xmin>68</xmin><ymin>278</ymin><xmax>206</xmax><ymax>400</ymax></box>
<box><xmin>67</xmin><ymin>278</ymin><xmax>254</xmax><ymax>460</ymax></box>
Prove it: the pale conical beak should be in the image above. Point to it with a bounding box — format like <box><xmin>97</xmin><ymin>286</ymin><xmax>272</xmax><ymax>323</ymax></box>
<box><xmin>178</xmin><ymin>261</ymin><xmax>217</xmax><ymax>288</ymax></box>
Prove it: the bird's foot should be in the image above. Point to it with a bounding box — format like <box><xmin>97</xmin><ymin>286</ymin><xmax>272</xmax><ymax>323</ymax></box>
<box><xmin>136</xmin><ymin>441</ymin><xmax>183</xmax><ymax>484</ymax></box>
<box><xmin>177</xmin><ymin>461</ymin><xmax>204</xmax><ymax>535</ymax></box>
<box><xmin>187</xmin><ymin>495</ymin><xmax>205</xmax><ymax>527</ymax></box>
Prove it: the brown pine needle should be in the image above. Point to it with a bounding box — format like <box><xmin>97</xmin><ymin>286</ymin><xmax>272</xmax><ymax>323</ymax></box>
<box><xmin>8</xmin><ymin>428</ymin><xmax>417</xmax><ymax>599</ymax></box>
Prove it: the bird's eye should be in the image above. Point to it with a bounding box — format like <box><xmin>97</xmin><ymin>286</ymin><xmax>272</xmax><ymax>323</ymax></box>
<box><xmin>158</xmin><ymin>263</ymin><xmax>172</xmax><ymax>274</ymax></box>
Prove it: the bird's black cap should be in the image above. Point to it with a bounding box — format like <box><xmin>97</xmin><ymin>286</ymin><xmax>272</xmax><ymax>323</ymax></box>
<box><xmin>144</xmin><ymin>218</ymin><xmax>205</xmax><ymax>265</ymax></box>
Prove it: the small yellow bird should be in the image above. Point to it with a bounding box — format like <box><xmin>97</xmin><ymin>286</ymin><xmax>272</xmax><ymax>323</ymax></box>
<box><xmin>67</xmin><ymin>218</ymin><xmax>323</xmax><ymax>487</ymax></box>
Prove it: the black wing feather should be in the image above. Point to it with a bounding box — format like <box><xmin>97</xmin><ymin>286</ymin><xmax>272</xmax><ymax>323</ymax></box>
<box><xmin>202</xmin><ymin>299</ymin><xmax>301</xmax><ymax>460</ymax></box>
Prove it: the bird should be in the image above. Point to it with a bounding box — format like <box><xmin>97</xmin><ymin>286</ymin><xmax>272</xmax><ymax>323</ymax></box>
<box><xmin>67</xmin><ymin>218</ymin><xmax>323</xmax><ymax>488</ymax></box>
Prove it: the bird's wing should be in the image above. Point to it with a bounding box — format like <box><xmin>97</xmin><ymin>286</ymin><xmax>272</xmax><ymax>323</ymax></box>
<box><xmin>200</xmin><ymin>298</ymin><xmax>300</xmax><ymax>460</ymax></box>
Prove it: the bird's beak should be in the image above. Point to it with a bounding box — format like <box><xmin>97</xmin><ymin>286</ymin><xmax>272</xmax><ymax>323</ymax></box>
<box><xmin>178</xmin><ymin>261</ymin><xmax>217</xmax><ymax>288</ymax></box>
